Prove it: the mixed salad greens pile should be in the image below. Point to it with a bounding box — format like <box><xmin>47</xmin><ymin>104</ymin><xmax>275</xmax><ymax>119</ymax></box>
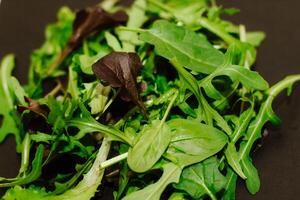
<box><xmin>1</xmin><ymin>0</ymin><xmax>299</xmax><ymax>199</ymax></box>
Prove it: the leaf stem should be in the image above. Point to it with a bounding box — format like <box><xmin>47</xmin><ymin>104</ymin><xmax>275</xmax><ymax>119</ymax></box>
<box><xmin>100</xmin><ymin>152</ymin><xmax>128</xmax><ymax>169</ymax></box>
<box><xmin>19</xmin><ymin>133</ymin><xmax>31</xmax><ymax>176</ymax></box>
<box><xmin>103</xmin><ymin>88</ymin><xmax>120</xmax><ymax>113</ymax></box>
<box><xmin>69</xmin><ymin>119</ymin><xmax>133</xmax><ymax>145</ymax></box>
<box><xmin>117</xmin><ymin>26</ymin><xmax>146</xmax><ymax>33</ymax></box>
<box><xmin>239</xmin><ymin>25</ymin><xmax>247</xmax><ymax>43</ymax></box>
<box><xmin>161</xmin><ymin>90</ymin><xmax>179</xmax><ymax>123</ymax></box>
<box><xmin>238</xmin><ymin>25</ymin><xmax>254</xmax><ymax>113</ymax></box>
<box><xmin>44</xmin><ymin>80</ymin><xmax>63</xmax><ymax>98</ymax></box>
<box><xmin>211</xmin><ymin>0</ymin><xmax>217</xmax><ymax>7</ymax></box>
<box><xmin>268</xmin><ymin>74</ymin><xmax>300</xmax><ymax>97</ymax></box>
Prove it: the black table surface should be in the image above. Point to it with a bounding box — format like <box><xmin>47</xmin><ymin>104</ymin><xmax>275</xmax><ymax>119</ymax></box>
<box><xmin>0</xmin><ymin>0</ymin><xmax>300</xmax><ymax>199</ymax></box>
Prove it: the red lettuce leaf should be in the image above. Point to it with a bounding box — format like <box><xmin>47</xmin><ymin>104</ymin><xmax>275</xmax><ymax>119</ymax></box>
<box><xmin>92</xmin><ymin>52</ymin><xmax>147</xmax><ymax>116</ymax></box>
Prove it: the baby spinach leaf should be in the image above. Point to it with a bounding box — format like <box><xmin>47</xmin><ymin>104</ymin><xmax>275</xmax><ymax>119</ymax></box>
<box><xmin>175</xmin><ymin>156</ymin><xmax>227</xmax><ymax>200</ymax></box>
<box><xmin>164</xmin><ymin>119</ymin><xmax>228</xmax><ymax>168</ymax></box>
<box><xmin>92</xmin><ymin>52</ymin><xmax>147</xmax><ymax>116</ymax></box>
<box><xmin>127</xmin><ymin>91</ymin><xmax>177</xmax><ymax>172</ymax></box>
<box><xmin>140</xmin><ymin>20</ymin><xmax>225</xmax><ymax>74</ymax></box>
<box><xmin>122</xmin><ymin>162</ymin><xmax>182</xmax><ymax>200</ymax></box>
<box><xmin>127</xmin><ymin>120</ymin><xmax>171</xmax><ymax>172</ymax></box>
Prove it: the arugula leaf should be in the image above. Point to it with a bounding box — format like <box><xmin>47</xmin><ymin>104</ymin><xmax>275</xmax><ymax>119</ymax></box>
<box><xmin>148</xmin><ymin>0</ymin><xmax>208</xmax><ymax>27</ymax></box>
<box><xmin>198</xmin><ymin>45</ymin><xmax>269</xmax><ymax>101</ymax></box>
<box><xmin>53</xmin><ymin>137</ymin><xmax>111</xmax><ymax>200</ymax></box>
<box><xmin>0</xmin><ymin>55</ymin><xmax>23</xmax><ymax>151</ymax></box>
<box><xmin>0</xmin><ymin>144</ymin><xmax>44</xmax><ymax>187</ymax></box>
<box><xmin>67</xmin><ymin>104</ymin><xmax>133</xmax><ymax>145</ymax></box>
<box><xmin>199</xmin><ymin>63</ymin><xmax>269</xmax><ymax>92</ymax></box>
<box><xmin>3</xmin><ymin>186</ymin><xmax>50</xmax><ymax>200</ymax></box>
<box><xmin>122</xmin><ymin>162</ymin><xmax>182</xmax><ymax>200</ymax></box>
<box><xmin>171</xmin><ymin>60</ymin><xmax>232</xmax><ymax>135</ymax></box>
<box><xmin>3</xmin><ymin>138</ymin><xmax>111</xmax><ymax>200</ymax></box>
<box><xmin>198</xmin><ymin>17</ymin><xmax>239</xmax><ymax>45</ymax></box>
<box><xmin>140</xmin><ymin>20</ymin><xmax>225</xmax><ymax>74</ymax></box>
<box><xmin>239</xmin><ymin>75</ymin><xmax>300</xmax><ymax>194</ymax></box>
<box><xmin>222</xmin><ymin>168</ymin><xmax>238</xmax><ymax>200</ymax></box>
<box><xmin>10</xmin><ymin>77</ymin><xmax>28</xmax><ymax>106</ymax></box>
<box><xmin>225</xmin><ymin>143</ymin><xmax>247</xmax><ymax>179</ymax></box>
<box><xmin>224</xmin><ymin>108</ymin><xmax>255</xmax><ymax>179</ymax></box>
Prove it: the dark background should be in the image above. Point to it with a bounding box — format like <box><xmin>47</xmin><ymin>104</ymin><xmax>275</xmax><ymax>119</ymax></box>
<box><xmin>0</xmin><ymin>0</ymin><xmax>299</xmax><ymax>199</ymax></box>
